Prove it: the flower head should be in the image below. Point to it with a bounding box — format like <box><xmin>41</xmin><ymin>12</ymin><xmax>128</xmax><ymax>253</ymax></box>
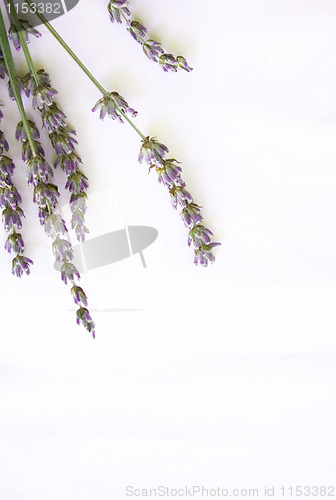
<box><xmin>2</xmin><ymin>206</ymin><xmax>24</xmax><ymax>231</ymax></box>
<box><xmin>44</xmin><ymin>214</ymin><xmax>68</xmax><ymax>238</ymax></box>
<box><xmin>155</xmin><ymin>159</ymin><xmax>182</xmax><ymax>187</ymax></box>
<box><xmin>108</xmin><ymin>0</ymin><xmax>130</xmax><ymax>23</ymax></box>
<box><xmin>159</xmin><ymin>53</ymin><xmax>178</xmax><ymax>72</ymax></box>
<box><xmin>193</xmin><ymin>242</ymin><xmax>221</xmax><ymax>267</ymax></box>
<box><xmin>33</xmin><ymin>182</ymin><xmax>59</xmax><ymax>209</ymax></box>
<box><xmin>138</xmin><ymin>136</ymin><xmax>169</xmax><ymax>164</ymax></box>
<box><xmin>26</xmin><ymin>156</ymin><xmax>53</xmax><ymax>186</ymax></box>
<box><xmin>143</xmin><ymin>39</ymin><xmax>164</xmax><ymax>62</ymax></box>
<box><xmin>0</xmin><ymin>186</ymin><xmax>22</xmax><ymax>210</ymax></box>
<box><xmin>15</xmin><ymin>120</ymin><xmax>40</xmax><ymax>142</ymax></box>
<box><xmin>52</xmin><ymin>237</ymin><xmax>73</xmax><ymax>262</ymax></box>
<box><xmin>61</xmin><ymin>262</ymin><xmax>80</xmax><ymax>285</ymax></box>
<box><xmin>54</xmin><ymin>151</ymin><xmax>82</xmax><ymax>174</ymax></box>
<box><xmin>187</xmin><ymin>225</ymin><xmax>214</xmax><ymax>248</ymax></box>
<box><xmin>11</xmin><ymin>255</ymin><xmax>33</xmax><ymax>277</ymax></box>
<box><xmin>8</xmin><ymin>20</ymin><xmax>41</xmax><ymax>51</ymax></box>
<box><xmin>76</xmin><ymin>307</ymin><xmax>96</xmax><ymax>338</ymax></box>
<box><xmin>169</xmin><ymin>184</ymin><xmax>193</xmax><ymax>209</ymax></box>
<box><xmin>180</xmin><ymin>203</ymin><xmax>203</xmax><ymax>227</ymax></box>
<box><xmin>71</xmin><ymin>285</ymin><xmax>88</xmax><ymax>307</ymax></box>
<box><xmin>32</xmin><ymin>85</ymin><xmax>57</xmax><ymax>110</ymax></box>
<box><xmin>177</xmin><ymin>56</ymin><xmax>193</xmax><ymax>72</ymax></box>
<box><xmin>92</xmin><ymin>92</ymin><xmax>137</xmax><ymax>121</ymax></box>
<box><xmin>65</xmin><ymin>170</ymin><xmax>89</xmax><ymax>194</ymax></box>
<box><xmin>5</xmin><ymin>232</ymin><xmax>24</xmax><ymax>254</ymax></box>
<box><xmin>127</xmin><ymin>21</ymin><xmax>147</xmax><ymax>43</ymax></box>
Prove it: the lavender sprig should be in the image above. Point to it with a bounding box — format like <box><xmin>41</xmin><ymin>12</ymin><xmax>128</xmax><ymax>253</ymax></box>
<box><xmin>138</xmin><ymin>137</ymin><xmax>220</xmax><ymax>266</ymax></box>
<box><xmin>106</xmin><ymin>0</ymin><xmax>193</xmax><ymax>73</ymax></box>
<box><xmin>0</xmin><ymin>112</ymin><xmax>33</xmax><ymax>276</ymax></box>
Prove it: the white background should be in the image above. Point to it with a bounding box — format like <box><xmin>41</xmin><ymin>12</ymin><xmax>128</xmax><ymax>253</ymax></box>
<box><xmin>1</xmin><ymin>0</ymin><xmax>336</xmax><ymax>498</ymax></box>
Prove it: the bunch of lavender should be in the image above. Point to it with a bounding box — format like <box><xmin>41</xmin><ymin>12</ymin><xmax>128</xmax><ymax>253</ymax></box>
<box><xmin>0</xmin><ymin>8</ymin><xmax>95</xmax><ymax>337</ymax></box>
<box><xmin>20</xmin><ymin>0</ymin><xmax>220</xmax><ymax>266</ymax></box>
<box><xmin>0</xmin><ymin>0</ymin><xmax>220</xmax><ymax>338</ymax></box>
<box><xmin>107</xmin><ymin>0</ymin><xmax>192</xmax><ymax>72</ymax></box>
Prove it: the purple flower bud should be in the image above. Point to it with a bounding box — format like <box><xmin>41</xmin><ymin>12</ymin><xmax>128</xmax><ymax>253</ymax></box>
<box><xmin>0</xmin><ymin>131</ymin><xmax>9</xmax><ymax>154</ymax></box>
<box><xmin>0</xmin><ymin>156</ymin><xmax>15</xmax><ymax>178</ymax></box>
<box><xmin>33</xmin><ymin>182</ymin><xmax>59</xmax><ymax>209</ymax></box>
<box><xmin>54</xmin><ymin>151</ymin><xmax>82</xmax><ymax>174</ymax></box>
<box><xmin>8</xmin><ymin>20</ymin><xmax>41</xmax><ymax>51</ymax></box>
<box><xmin>159</xmin><ymin>53</ymin><xmax>178</xmax><ymax>72</ymax></box>
<box><xmin>92</xmin><ymin>92</ymin><xmax>137</xmax><ymax>121</ymax></box>
<box><xmin>177</xmin><ymin>56</ymin><xmax>193</xmax><ymax>72</ymax></box>
<box><xmin>49</xmin><ymin>128</ymin><xmax>78</xmax><ymax>155</ymax></box>
<box><xmin>52</xmin><ymin>237</ymin><xmax>73</xmax><ymax>262</ymax></box>
<box><xmin>26</xmin><ymin>156</ymin><xmax>53</xmax><ymax>186</ymax></box>
<box><xmin>76</xmin><ymin>307</ymin><xmax>95</xmax><ymax>338</ymax></box>
<box><xmin>21</xmin><ymin>140</ymin><xmax>45</xmax><ymax>162</ymax></box>
<box><xmin>12</xmin><ymin>255</ymin><xmax>33</xmax><ymax>277</ymax></box>
<box><xmin>2</xmin><ymin>206</ymin><xmax>24</xmax><ymax>231</ymax></box>
<box><xmin>71</xmin><ymin>285</ymin><xmax>88</xmax><ymax>306</ymax></box>
<box><xmin>0</xmin><ymin>186</ymin><xmax>22</xmax><ymax>210</ymax></box>
<box><xmin>193</xmin><ymin>242</ymin><xmax>221</xmax><ymax>267</ymax></box>
<box><xmin>44</xmin><ymin>214</ymin><xmax>68</xmax><ymax>238</ymax></box>
<box><xmin>5</xmin><ymin>232</ymin><xmax>24</xmax><ymax>254</ymax></box>
<box><xmin>32</xmin><ymin>85</ymin><xmax>57</xmax><ymax>110</ymax></box>
<box><xmin>180</xmin><ymin>203</ymin><xmax>203</xmax><ymax>227</ymax></box>
<box><xmin>7</xmin><ymin>76</ymin><xmax>25</xmax><ymax>100</ymax></box>
<box><xmin>143</xmin><ymin>39</ymin><xmax>164</xmax><ymax>62</ymax></box>
<box><xmin>169</xmin><ymin>184</ymin><xmax>193</xmax><ymax>209</ymax></box>
<box><xmin>15</xmin><ymin>120</ymin><xmax>40</xmax><ymax>142</ymax></box>
<box><xmin>155</xmin><ymin>159</ymin><xmax>182</xmax><ymax>187</ymax></box>
<box><xmin>41</xmin><ymin>103</ymin><xmax>67</xmax><ymax>132</ymax></box>
<box><xmin>65</xmin><ymin>170</ymin><xmax>89</xmax><ymax>194</ymax></box>
<box><xmin>187</xmin><ymin>225</ymin><xmax>213</xmax><ymax>248</ymax></box>
<box><xmin>128</xmin><ymin>20</ymin><xmax>147</xmax><ymax>43</ymax></box>
<box><xmin>61</xmin><ymin>262</ymin><xmax>80</xmax><ymax>285</ymax></box>
<box><xmin>69</xmin><ymin>192</ymin><xmax>87</xmax><ymax>213</ymax></box>
<box><xmin>108</xmin><ymin>0</ymin><xmax>130</xmax><ymax>23</ymax></box>
<box><xmin>138</xmin><ymin>136</ymin><xmax>169</xmax><ymax>164</ymax></box>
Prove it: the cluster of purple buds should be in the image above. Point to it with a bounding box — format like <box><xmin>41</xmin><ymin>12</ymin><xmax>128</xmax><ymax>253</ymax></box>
<box><xmin>0</xmin><ymin>112</ymin><xmax>33</xmax><ymax>277</ymax></box>
<box><xmin>8</xmin><ymin>19</ymin><xmax>41</xmax><ymax>51</ymax></box>
<box><xmin>138</xmin><ymin>136</ymin><xmax>220</xmax><ymax>266</ymax></box>
<box><xmin>106</xmin><ymin>1</ymin><xmax>192</xmax><ymax>72</ymax></box>
<box><xmin>92</xmin><ymin>91</ymin><xmax>137</xmax><ymax>122</ymax></box>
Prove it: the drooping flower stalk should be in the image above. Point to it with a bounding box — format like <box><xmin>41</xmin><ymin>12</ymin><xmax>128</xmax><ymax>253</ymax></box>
<box><xmin>106</xmin><ymin>0</ymin><xmax>193</xmax><ymax>72</ymax></box>
<box><xmin>21</xmin><ymin>4</ymin><xmax>220</xmax><ymax>265</ymax></box>
<box><xmin>0</xmin><ymin>106</ymin><xmax>33</xmax><ymax>276</ymax></box>
<box><xmin>0</xmin><ymin>7</ymin><xmax>95</xmax><ymax>337</ymax></box>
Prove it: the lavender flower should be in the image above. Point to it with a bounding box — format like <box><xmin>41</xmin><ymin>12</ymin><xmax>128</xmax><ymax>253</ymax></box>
<box><xmin>21</xmin><ymin>139</ymin><xmax>45</xmax><ymax>161</ymax></box>
<box><xmin>65</xmin><ymin>170</ymin><xmax>89</xmax><ymax>194</ymax></box>
<box><xmin>52</xmin><ymin>236</ymin><xmax>73</xmax><ymax>262</ymax></box>
<box><xmin>0</xmin><ymin>131</ymin><xmax>9</xmax><ymax>154</ymax></box>
<box><xmin>76</xmin><ymin>307</ymin><xmax>95</xmax><ymax>338</ymax></box>
<box><xmin>5</xmin><ymin>231</ymin><xmax>24</xmax><ymax>253</ymax></box>
<box><xmin>193</xmin><ymin>242</ymin><xmax>221</xmax><ymax>267</ymax></box>
<box><xmin>127</xmin><ymin>21</ymin><xmax>147</xmax><ymax>43</ymax></box>
<box><xmin>180</xmin><ymin>203</ymin><xmax>203</xmax><ymax>227</ymax></box>
<box><xmin>188</xmin><ymin>225</ymin><xmax>214</xmax><ymax>248</ymax></box>
<box><xmin>159</xmin><ymin>54</ymin><xmax>178</xmax><ymax>72</ymax></box>
<box><xmin>107</xmin><ymin>0</ymin><xmax>130</xmax><ymax>23</ymax></box>
<box><xmin>71</xmin><ymin>284</ymin><xmax>88</xmax><ymax>306</ymax></box>
<box><xmin>32</xmin><ymin>84</ymin><xmax>57</xmax><ymax>110</ymax></box>
<box><xmin>44</xmin><ymin>214</ymin><xmax>68</xmax><ymax>238</ymax></box>
<box><xmin>0</xmin><ymin>186</ymin><xmax>22</xmax><ymax>210</ymax></box>
<box><xmin>26</xmin><ymin>156</ymin><xmax>54</xmax><ymax>186</ymax></box>
<box><xmin>2</xmin><ymin>206</ymin><xmax>24</xmax><ymax>231</ymax></box>
<box><xmin>8</xmin><ymin>20</ymin><xmax>41</xmax><ymax>51</ymax></box>
<box><xmin>16</xmin><ymin>119</ymin><xmax>40</xmax><ymax>142</ymax></box>
<box><xmin>92</xmin><ymin>92</ymin><xmax>137</xmax><ymax>121</ymax></box>
<box><xmin>11</xmin><ymin>255</ymin><xmax>33</xmax><ymax>277</ymax></box>
<box><xmin>41</xmin><ymin>102</ymin><xmax>67</xmax><ymax>132</ymax></box>
<box><xmin>33</xmin><ymin>182</ymin><xmax>59</xmax><ymax>209</ymax></box>
<box><xmin>143</xmin><ymin>40</ymin><xmax>164</xmax><ymax>62</ymax></box>
<box><xmin>169</xmin><ymin>184</ymin><xmax>193</xmax><ymax>209</ymax></box>
<box><xmin>138</xmin><ymin>136</ymin><xmax>169</xmax><ymax>164</ymax></box>
<box><xmin>155</xmin><ymin>159</ymin><xmax>182</xmax><ymax>187</ymax></box>
<box><xmin>49</xmin><ymin>127</ymin><xmax>77</xmax><ymax>155</ymax></box>
<box><xmin>177</xmin><ymin>56</ymin><xmax>193</xmax><ymax>72</ymax></box>
<box><xmin>54</xmin><ymin>151</ymin><xmax>82</xmax><ymax>174</ymax></box>
<box><xmin>0</xmin><ymin>155</ymin><xmax>15</xmax><ymax>178</ymax></box>
<box><xmin>61</xmin><ymin>261</ymin><xmax>80</xmax><ymax>285</ymax></box>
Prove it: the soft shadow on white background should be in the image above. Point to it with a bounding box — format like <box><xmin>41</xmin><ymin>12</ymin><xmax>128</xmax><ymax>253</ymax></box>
<box><xmin>0</xmin><ymin>1</ymin><xmax>336</xmax><ymax>498</ymax></box>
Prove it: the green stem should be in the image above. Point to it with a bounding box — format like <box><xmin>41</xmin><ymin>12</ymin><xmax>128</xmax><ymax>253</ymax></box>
<box><xmin>24</xmin><ymin>0</ymin><xmax>146</xmax><ymax>141</ymax></box>
<box><xmin>0</xmin><ymin>5</ymin><xmax>37</xmax><ymax>156</ymax></box>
